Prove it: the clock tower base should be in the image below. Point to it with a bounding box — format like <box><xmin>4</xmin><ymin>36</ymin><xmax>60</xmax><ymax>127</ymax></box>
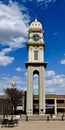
<box><xmin>25</xmin><ymin>62</ymin><xmax>47</xmax><ymax>115</ymax></box>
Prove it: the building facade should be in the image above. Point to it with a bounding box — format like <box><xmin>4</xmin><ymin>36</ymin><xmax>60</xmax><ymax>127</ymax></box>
<box><xmin>0</xmin><ymin>94</ymin><xmax>65</xmax><ymax>116</ymax></box>
<box><xmin>33</xmin><ymin>94</ymin><xmax>65</xmax><ymax>116</ymax></box>
<box><xmin>0</xmin><ymin>95</ymin><xmax>10</xmax><ymax>115</ymax></box>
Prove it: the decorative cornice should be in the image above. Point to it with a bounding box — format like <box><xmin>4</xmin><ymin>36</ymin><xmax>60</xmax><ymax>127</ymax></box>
<box><xmin>25</xmin><ymin>62</ymin><xmax>47</xmax><ymax>68</ymax></box>
<box><xmin>27</xmin><ymin>43</ymin><xmax>45</xmax><ymax>49</ymax></box>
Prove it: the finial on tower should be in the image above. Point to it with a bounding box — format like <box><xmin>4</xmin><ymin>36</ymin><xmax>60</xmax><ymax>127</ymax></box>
<box><xmin>12</xmin><ymin>78</ymin><xmax>16</xmax><ymax>89</ymax></box>
<box><xmin>35</xmin><ymin>15</ymin><xmax>38</xmax><ymax>22</ymax></box>
<box><xmin>35</xmin><ymin>17</ymin><xmax>37</xmax><ymax>22</ymax></box>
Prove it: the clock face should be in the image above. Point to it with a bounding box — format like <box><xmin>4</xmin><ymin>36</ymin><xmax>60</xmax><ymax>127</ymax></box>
<box><xmin>32</xmin><ymin>34</ymin><xmax>40</xmax><ymax>41</ymax></box>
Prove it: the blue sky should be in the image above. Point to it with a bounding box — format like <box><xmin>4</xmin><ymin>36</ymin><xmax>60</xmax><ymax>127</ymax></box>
<box><xmin>0</xmin><ymin>0</ymin><xmax>65</xmax><ymax>95</ymax></box>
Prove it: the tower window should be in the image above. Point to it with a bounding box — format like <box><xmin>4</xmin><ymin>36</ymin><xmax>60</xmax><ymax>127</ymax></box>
<box><xmin>34</xmin><ymin>51</ymin><xmax>38</xmax><ymax>60</ymax></box>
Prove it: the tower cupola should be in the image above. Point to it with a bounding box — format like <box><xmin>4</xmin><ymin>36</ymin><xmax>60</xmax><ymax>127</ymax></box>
<box><xmin>29</xmin><ymin>18</ymin><xmax>43</xmax><ymax>31</ymax></box>
<box><xmin>12</xmin><ymin>79</ymin><xmax>16</xmax><ymax>89</ymax></box>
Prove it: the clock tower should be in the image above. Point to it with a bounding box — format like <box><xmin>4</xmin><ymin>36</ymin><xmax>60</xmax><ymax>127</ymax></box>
<box><xmin>25</xmin><ymin>19</ymin><xmax>47</xmax><ymax>115</ymax></box>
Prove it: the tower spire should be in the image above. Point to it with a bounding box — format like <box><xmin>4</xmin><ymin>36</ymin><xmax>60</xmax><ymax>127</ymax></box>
<box><xmin>35</xmin><ymin>16</ymin><xmax>37</xmax><ymax>22</ymax></box>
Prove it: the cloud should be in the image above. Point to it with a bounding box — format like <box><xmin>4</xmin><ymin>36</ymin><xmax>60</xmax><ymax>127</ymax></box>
<box><xmin>0</xmin><ymin>1</ymin><xmax>30</xmax><ymax>49</ymax></box>
<box><xmin>22</xmin><ymin>0</ymin><xmax>32</xmax><ymax>2</ymax></box>
<box><xmin>0</xmin><ymin>48</ymin><xmax>14</xmax><ymax>66</ymax></box>
<box><xmin>46</xmin><ymin>70</ymin><xmax>55</xmax><ymax>78</ymax></box>
<box><xmin>0</xmin><ymin>55</ymin><xmax>14</xmax><ymax>66</ymax></box>
<box><xmin>37</xmin><ymin>0</ymin><xmax>56</xmax><ymax>7</ymax></box>
<box><xmin>22</xmin><ymin>0</ymin><xmax>56</xmax><ymax>4</ymax></box>
<box><xmin>24</xmin><ymin>71</ymin><xmax>27</xmax><ymax>77</ymax></box>
<box><xmin>53</xmin><ymin>32</ymin><xmax>58</xmax><ymax>36</ymax></box>
<box><xmin>15</xmin><ymin>67</ymin><xmax>22</xmax><ymax>72</ymax></box>
<box><xmin>0</xmin><ymin>1</ymin><xmax>30</xmax><ymax>66</ymax></box>
<box><xmin>46</xmin><ymin>71</ymin><xmax>65</xmax><ymax>94</ymax></box>
<box><xmin>61</xmin><ymin>59</ymin><xmax>65</xmax><ymax>64</ymax></box>
<box><xmin>15</xmin><ymin>67</ymin><xmax>25</xmax><ymax>72</ymax></box>
<box><xmin>37</xmin><ymin>0</ymin><xmax>56</xmax><ymax>3</ymax></box>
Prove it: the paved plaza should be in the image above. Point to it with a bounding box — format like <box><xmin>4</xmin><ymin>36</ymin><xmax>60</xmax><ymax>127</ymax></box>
<box><xmin>0</xmin><ymin>120</ymin><xmax>65</xmax><ymax>130</ymax></box>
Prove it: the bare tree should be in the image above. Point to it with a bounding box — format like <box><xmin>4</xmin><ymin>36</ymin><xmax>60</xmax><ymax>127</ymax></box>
<box><xmin>5</xmin><ymin>88</ymin><xmax>24</xmax><ymax>114</ymax></box>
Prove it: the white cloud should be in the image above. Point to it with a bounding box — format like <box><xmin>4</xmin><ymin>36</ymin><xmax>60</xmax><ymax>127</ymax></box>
<box><xmin>1</xmin><ymin>47</ymin><xmax>12</xmax><ymax>54</ymax></box>
<box><xmin>15</xmin><ymin>67</ymin><xmax>22</xmax><ymax>72</ymax></box>
<box><xmin>0</xmin><ymin>54</ymin><xmax>14</xmax><ymax>66</ymax></box>
<box><xmin>0</xmin><ymin>1</ymin><xmax>30</xmax><ymax>66</ymax></box>
<box><xmin>0</xmin><ymin>1</ymin><xmax>30</xmax><ymax>49</ymax></box>
<box><xmin>37</xmin><ymin>0</ymin><xmax>56</xmax><ymax>6</ymax></box>
<box><xmin>37</xmin><ymin>0</ymin><xmax>56</xmax><ymax>3</ymax></box>
<box><xmin>0</xmin><ymin>48</ymin><xmax>14</xmax><ymax>66</ymax></box>
<box><xmin>24</xmin><ymin>71</ymin><xmax>27</xmax><ymax>77</ymax></box>
<box><xmin>22</xmin><ymin>0</ymin><xmax>56</xmax><ymax>3</ymax></box>
<box><xmin>46</xmin><ymin>71</ymin><xmax>65</xmax><ymax>94</ymax></box>
<box><xmin>61</xmin><ymin>59</ymin><xmax>65</xmax><ymax>64</ymax></box>
<box><xmin>15</xmin><ymin>67</ymin><xmax>26</xmax><ymax>73</ymax></box>
<box><xmin>46</xmin><ymin>70</ymin><xmax>55</xmax><ymax>78</ymax></box>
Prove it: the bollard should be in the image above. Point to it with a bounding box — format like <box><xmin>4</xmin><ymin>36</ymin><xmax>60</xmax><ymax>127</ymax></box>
<box><xmin>26</xmin><ymin>115</ymin><xmax>28</xmax><ymax>121</ymax></box>
<box><xmin>50</xmin><ymin>114</ymin><xmax>53</xmax><ymax>118</ymax></box>
<box><xmin>61</xmin><ymin>115</ymin><xmax>64</xmax><ymax>121</ymax></box>
<box><xmin>47</xmin><ymin>116</ymin><xmax>49</xmax><ymax>121</ymax></box>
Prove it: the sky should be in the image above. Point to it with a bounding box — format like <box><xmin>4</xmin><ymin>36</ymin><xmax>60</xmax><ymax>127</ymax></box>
<box><xmin>0</xmin><ymin>0</ymin><xmax>65</xmax><ymax>95</ymax></box>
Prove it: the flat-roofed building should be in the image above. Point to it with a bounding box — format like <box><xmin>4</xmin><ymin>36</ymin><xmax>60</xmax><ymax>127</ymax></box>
<box><xmin>0</xmin><ymin>94</ymin><xmax>65</xmax><ymax>116</ymax></box>
<box><xmin>33</xmin><ymin>94</ymin><xmax>65</xmax><ymax>115</ymax></box>
<box><xmin>0</xmin><ymin>95</ymin><xmax>10</xmax><ymax>115</ymax></box>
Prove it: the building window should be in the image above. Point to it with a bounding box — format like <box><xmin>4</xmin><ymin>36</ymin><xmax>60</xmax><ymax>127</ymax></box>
<box><xmin>34</xmin><ymin>51</ymin><xmax>38</xmax><ymax>60</ymax></box>
<box><xmin>57</xmin><ymin>100</ymin><xmax>64</xmax><ymax>104</ymax></box>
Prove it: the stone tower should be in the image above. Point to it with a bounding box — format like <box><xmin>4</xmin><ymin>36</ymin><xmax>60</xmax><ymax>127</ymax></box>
<box><xmin>25</xmin><ymin>19</ymin><xmax>47</xmax><ymax>115</ymax></box>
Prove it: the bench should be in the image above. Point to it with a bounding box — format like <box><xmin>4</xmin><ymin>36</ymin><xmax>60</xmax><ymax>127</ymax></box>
<box><xmin>1</xmin><ymin>119</ymin><xmax>8</xmax><ymax>127</ymax></box>
<box><xmin>7</xmin><ymin>119</ymin><xmax>14</xmax><ymax>127</ymax></box>
<box><xmin>13</xmin><ymin>119</ymin><xmax>18</xmax><ymax>126</ymax></box>
<box><xmin>1</xmin><ymin>118</ymin><xmax>19</xmax><ymax>127</ymax></box>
